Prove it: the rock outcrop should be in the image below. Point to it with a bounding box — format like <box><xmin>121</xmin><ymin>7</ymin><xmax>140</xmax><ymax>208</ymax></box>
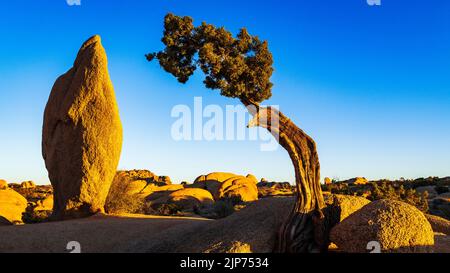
<box><xmin>192</xmin><ymin>172</ymin><xmax>258</xmax><ymax>202</ymax></box>
<box><xmin>330</xmin><ymin>199</ymin><xmax>434</xmax><ymax>253</ymax></box>
<box><xmin>425</xmin><ymin>214</ymin><xmax>450</xmax><ymax>235</ymax></box>
<box><xmin>124</xmin><ymin>180</ymin><xmax>149</xmax><ymax>195</ymax></box>
<box><xmin>146</xmin><ymin>188</ymin><xmax>214</xmax><ymax>212</ymax></box>
<box><xmin>0</xmin><ymin>179</ymin><xmax>8</xmax><ymax>190</ymax></box>
<box><xmin>145</xmin><ymin>184</ymin><xmax>184</xmax><ymax>195</ymax></box>
<box><xmin>194</xmin><ymin>172</ymin><xmax>237</xmax><ymax>184</ymax></box>
<box><xmin>219</xmin><ymin>176</ymin><xmax>258</xmax><ymax>202</ymax></box>
<box><xmin>20</xmin><ymin>181</ymin><xmax>36</xmax><ymax>189</ymax></box>
<box><xmin>109</xmin><ymin>170</ymin><xmax>178</xmax><ymax>197</ymax></box>
<box><xmin>130</xmin><ymin>196</ymin><xmax>294</xmax><ymax>253</ymax></box>
<box><xmin>323</xmin><ymin>193</ymin><xmax>371</xmax><ymax>221</ymax></box>
<box><xmin>257</xmin><ymin>181</ymin><xmax>294</xmax><ymax>197</ymax></box>
<box><xmin>429</xmin><ymin>193</ymin><xmax>450</xmax><ymax>219</ymax></box>
<box><xmin>0</xmin><ymin>189</ymin><xmax>27</xmax><ymax>224</ymax></box>
<box><xmin>115</xmin><ymin>170</ymin><xmax>172</xmax><ymax>187</ymax></box>
<box><xmin>158</xmin><ymin>176</ymin><xmax>172</xmax><ymax>185</ymax></box>
<box><xmin>192</xmin><ymin>172</ymin><xmax>236</xmax><ymax>199</ymax></box>
<box><xmin>33</xmin><ymin>195</ymin><xmax>54</xmax><ymax>212</ymax></box>
<box><xmin>245</xmin><ymin>174</ymin><xmax>258</xmax><ymax>184</ymax></box>
<box><xmin>42</xmin><ymin>35</ymin><xmax>123</xmax><ymax>220</ymax></box>
<box><xmin>342</xmin><ymin>177</ymin><xmax>368</xmax><ymax>185</ymax></box>
<box><xmin>416</xmin><ymin>186</ymin><xmax>438</xmax><ymax>198</ymax></box>
<box><xmin>434</xmin><ymin>233</ymin><xmax>450</xmax><ymax>253</ymax></box>
<box><xmin>167</xmin><ymin>188</ymin><xmax>215</xmax><ymax>210</ymax></box>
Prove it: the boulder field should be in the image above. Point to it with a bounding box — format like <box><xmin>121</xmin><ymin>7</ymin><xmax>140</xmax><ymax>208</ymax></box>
<box><xmin>1</xmin><ymin>185</ymin><xmax>448</xmax><ymax>253</ymax></box>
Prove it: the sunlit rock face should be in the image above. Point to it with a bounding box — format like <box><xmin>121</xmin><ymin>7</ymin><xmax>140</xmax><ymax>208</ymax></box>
<box><xmin>42</xmin><ymin>35</ymin><xmax>123</xmax><ymax>220</ymax></box>
<box><xmin>330</xmin><ymin>199</ymin><xmax>434</xmax><ymax>253</ymax></box>
<box><xmin>0</xmin><ymin>179</ymin><xmax>7</xmax><ymax>190</ymax></box>
<box><xmin>0</xmin><ymin>188</ymin><xmax>27</xmax><ymax>225</ymax></box>
<box><xmin>191</xmin><ymin>172</ymin><xmax>259</xmax><ymax>202</ymax></box>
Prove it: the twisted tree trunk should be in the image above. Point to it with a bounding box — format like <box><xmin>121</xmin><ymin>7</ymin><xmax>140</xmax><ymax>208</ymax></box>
<box><xmin>241</xmin><ymin>98</ymin><xmax>330</xmax><ymax>253</ymax></box>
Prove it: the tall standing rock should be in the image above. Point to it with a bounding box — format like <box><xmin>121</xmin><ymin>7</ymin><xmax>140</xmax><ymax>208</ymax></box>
<box><xmin>42</xmin><ymin>35</ymin><xmax>123</xmax><ymax>220</ymax></box>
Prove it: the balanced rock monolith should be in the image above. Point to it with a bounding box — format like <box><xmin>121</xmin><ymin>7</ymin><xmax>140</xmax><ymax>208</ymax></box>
<box><xmin>42</xmin><ymin>35</ymin><xmax>122</xmax><ymax>220</ymax></box>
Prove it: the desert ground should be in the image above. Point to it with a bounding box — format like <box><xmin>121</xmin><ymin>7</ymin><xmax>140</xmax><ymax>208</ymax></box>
<box><xmin>1</xmin><ymin>176</ymin><xmax>450</xmax><ymax>253</ymax></box>
<box><xmin>0</xmin><ymin>213</ymin><xmax>209</xmax><ymax>253</ymax></box>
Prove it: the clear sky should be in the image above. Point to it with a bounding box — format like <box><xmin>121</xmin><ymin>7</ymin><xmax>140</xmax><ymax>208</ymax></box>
<box><xmin>0</xmin><ymin>0</ymin><xmax>449</xmax><ymax>185</ymax></box>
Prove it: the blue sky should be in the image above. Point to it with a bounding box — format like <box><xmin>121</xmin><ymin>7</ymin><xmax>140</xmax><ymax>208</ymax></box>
<box><xmin>0</xmin><ymin>0</ymin><xmax>449</xmax><ymax>185</ymax></box>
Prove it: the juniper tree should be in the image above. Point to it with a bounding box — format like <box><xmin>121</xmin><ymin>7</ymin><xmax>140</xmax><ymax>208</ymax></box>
<box><xmin>147</xmin><ymin>13</ymin><xmax>332</xmax><ymax>252</ymax></box>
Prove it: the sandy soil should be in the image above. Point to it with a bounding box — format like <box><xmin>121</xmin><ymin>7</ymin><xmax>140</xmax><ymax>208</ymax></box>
<box><xmin>0</xmin><ymin>197</ymin><xmax>291</xmax><ymax>253</ymax></box>
<box><xmin>0</xmin><ymin>213</ymin><xmax>210</xmax><ymax>253</ymax></box>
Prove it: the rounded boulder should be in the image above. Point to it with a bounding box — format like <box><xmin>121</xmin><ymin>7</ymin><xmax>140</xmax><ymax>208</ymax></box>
<box><xmin>330</xmin><ymin>199</ymin><xmax>434</xmax><ymax>253</ymax></box>
<box><xmin>167</xmin><ymin>188</ymin><xmax>215</xmax><ymax>210</ymax></box>
<box><xmin>0</xmin><ymin>189</ymin><xmax>27</xmax><ymax>224</ymax></box>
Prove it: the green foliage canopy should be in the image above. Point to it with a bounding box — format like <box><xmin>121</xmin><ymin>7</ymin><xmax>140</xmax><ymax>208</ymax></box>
<box><xmin>147</xmin><ymin>13</ymin><xmax>274</xmax><ymax>103</ymax></box>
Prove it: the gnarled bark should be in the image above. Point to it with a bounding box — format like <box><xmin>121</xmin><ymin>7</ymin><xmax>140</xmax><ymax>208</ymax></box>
<box><xmin>242</xmin><ymin>98</ymin><xmax>329</xmax><ymax>253</ymax></box>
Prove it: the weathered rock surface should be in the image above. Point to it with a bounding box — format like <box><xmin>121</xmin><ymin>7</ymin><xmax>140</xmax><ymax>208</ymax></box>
<box><xmin>219</xmin><ymin>176</ymin><xmax>258</xmax><ymax>202</ymax></box>
<box><xmin>342</xmin><ymin>177</ymin><xmax>368</xmax><ymax>185</ymax></box>
<box><xmin>109</xmin><ymin>171</ymin><xmax>181</xmax><ymax>200</ymax></box>
<box><xmin>425</xmin><ymin>214</ymin><xmax>450</xmax><ymax>235</ymax></box>
<box><xmin>194</xmin><ymin>172</ymin><xmax>237</xmax><ymax>184</ymax></box>
<box><xmin>323</xmin><ymin>193</ymin><xmax>371</xmax><ymax>221</ymax></box>
<box><xmin>167</xmin><ymin>188</ymin><xmax>215</xmax><ymax>210</ymax></box>
<box><xmin>146</xmin><ymin>184</ymin><xmax>184</xmax><ymax>194</ymax></box>
<box><xmin>429</xmin><ymin>194</ymin><xmax>450</xmax><ymax>219</ymax></box>
<box><xmin>245</xmin><ymin>174</ymin><xmax>258</xmax><ymax>184</ymax></box>
<box><xmin>129</xmin><ymin>196</ymin><xmax>294</xmax><ymax>253</ymax></box>
<box><xmin>33</xmin><ymin>195</ymin><xmax>54</xmax><ymax>212</ymax></box>
<box><xmin>0</xmin><ymin>189</ymin><xmax>28</xmax><ymax>224</ymax></box>
<box><xmin>0</xmin><ymin>195</ymin><xmax>443</xmax><ymax>253</ymax></box>
<box><xmin>158</xmin><ymin>176</ymin><xmax>172</xmax><ymax>185</ymax></box>
<box><xmin>0</xmin><ymin>179</ymin><xmax>8</xmax><ymax>190</ymax></box>
<box><xmin>434</xmin><ymin>192</ymin><xmax>450</xmax><ymax>204</ymax></box>
<box><xmin>330</xmin><ymin>199</ymin><xmax>434</xmax><ymax>253</ymax></box>
<box><xmin>205</xmin><ymin>241</ymin><xmax>252</xmax><ymax>253</ymax></box>
<box><xmin>148</xmin><ymin>188</ymin><xmax>214</xmax><ymax>211</ymax></box>
<box><xmin>192</xmin><ymin>172</ymin><xmax>258</xmax><ymax>202</ymax></box>
<box><xmin>434</xmin><ymin>233</ymin><xmax>450</xmax><ymax>253</ymax></box>
<box><xmin>124</xmin><ymin>180</ymin><xmax>149</xmax><ymax>195</ymax></box>
<box><xmin>416</xmin><ymin>186</ymin><xmax>438</xmax><ymax>198</ymax></box>
<box><xmin>20</xmin><ymin>181</ymin><xmax>36</xmax><ymax>189</ymax></box>
<box><xmin>117</xmin><ymin>170</ymin><xmax>157</xmax><ymax>182</ymax></box>
<box><xmin>42</xmin><ymin>35</ymin><xmax>123</xmax><ymax>220</ymax></box>
<box><xmin>257</xmin><ymin>181</ymin><xmax>294</xmax><ymax>197</ymax></box>
<box><xmin>115</xmin><ymin>170</ymin><xmax>172</xmax><ymax>187</ymax></box>
<box><xmin>0</xmin><ymin>216</ymin><xmax>12</xmax><ymax>226</ymax></box>
<box><xmin>192</xmin><ymin>172</ymin><xmax>236</xmax><ymax>199</ymax></box>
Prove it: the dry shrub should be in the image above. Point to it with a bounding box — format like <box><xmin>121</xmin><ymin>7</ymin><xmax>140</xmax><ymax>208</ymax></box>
<box><xmin>105</xmin><ymin>174</ymin><xmax>144</xmax><ymax>214</ymax></box>
<box><xmin>196</xmin><ymin>195</ymin><xmax>246</xmax><ymax>219</ymax></box>
<box><xmin>22</xmin><ymin>209</ymin><xmax>52</xmax><ymax>224</ymax></box>
<box><xmin>143</xmin><ymin>203</ymin><xmax>183</xmax><ymax>216</ymax></box>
